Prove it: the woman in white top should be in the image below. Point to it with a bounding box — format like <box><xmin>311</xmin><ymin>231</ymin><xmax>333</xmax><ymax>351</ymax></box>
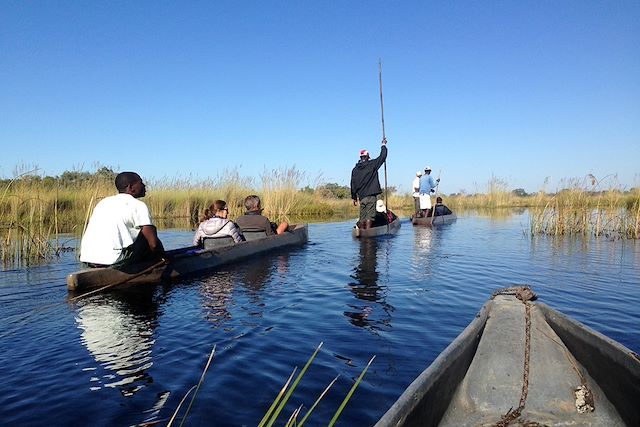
<box><xmin>193</xmin><ymin>200</ymin><xmax>244</xmax><ymax>246</ymax></box>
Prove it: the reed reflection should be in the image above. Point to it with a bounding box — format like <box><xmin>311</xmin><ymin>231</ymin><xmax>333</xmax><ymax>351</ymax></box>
<box><xmin>346</xmin><ymin>238</ymin><xmax>393</xmax><ymax>331</ymax></box>
<box><xmin>74</xmin><ymin>289</ymin><xmax>159</xmax><ymax>397</ymax></box>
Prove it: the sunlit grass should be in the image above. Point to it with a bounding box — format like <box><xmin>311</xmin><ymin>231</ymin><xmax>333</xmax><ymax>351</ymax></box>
<box><xmin>1</xmin><ymin>168</ymin><xmax>639</xmax><ymax>267</ymax></box>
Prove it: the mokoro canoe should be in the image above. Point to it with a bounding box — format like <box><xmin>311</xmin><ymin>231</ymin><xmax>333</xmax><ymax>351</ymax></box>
<box><xmin>411</xmin><ymin>213</ymin><xmax>457</xmax><ymax>226</ymax></box>
<box><xmin>375</xmin><ymin>286</ymin><xmax>640</xmax><ymax>427</ymax></box>
<box><xmin>67</xmin><ymin>224</ymin><xmax>308</xmax><ymax>292</ymax></box>
<box><xmin>351</xmin><ymin>217</ymin><xmax>401</xmax><ymax>238</ymax></box>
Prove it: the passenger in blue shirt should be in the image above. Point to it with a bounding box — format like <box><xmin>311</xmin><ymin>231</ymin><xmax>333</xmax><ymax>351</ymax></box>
<box><xmin>418</xmin><ymin>166</ymin><xmax>440</xmax><ymax>217</ymax></box>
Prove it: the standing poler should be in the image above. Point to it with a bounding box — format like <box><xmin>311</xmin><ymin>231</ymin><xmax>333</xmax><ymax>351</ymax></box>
<box><xmin>419</xmin><ymin>166</ymin><xmax>440</xmax><ymax>217</ymax></box>
<box><xmin>350</xmin><ymin>137</ymin><xmax>388</xmax><ymax>229</ymax></box>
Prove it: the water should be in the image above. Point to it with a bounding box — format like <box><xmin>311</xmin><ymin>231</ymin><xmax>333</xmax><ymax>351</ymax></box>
<box><xmin>1</xmin><ymin>212</ymin><xmax>639</xmax><ymax>426</ymax></box>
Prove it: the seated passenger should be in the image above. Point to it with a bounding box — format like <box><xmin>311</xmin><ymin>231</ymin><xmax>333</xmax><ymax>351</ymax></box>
<box><xmin>372</xmin><ymin>200</ymin><xmax>397</xmax><ymax>227</ymax></box>
<box><xmin>80</xmin><ymin>171</ymin><xmax>166</xmax><ymax>269</ymax></box>
<box><xmin>235</xmin><ymin>195</ymin><xmax>289</xmax><ymax>235</ymax></box>
<box><xmin>193</xmin><ymin>200</ymin><xmax>244</xmax><ymax>246</ymax></box>
<box><xmin>433</xmin><ymin>196</ymin><xmax>453</xmax><ymax>216</ymax></box>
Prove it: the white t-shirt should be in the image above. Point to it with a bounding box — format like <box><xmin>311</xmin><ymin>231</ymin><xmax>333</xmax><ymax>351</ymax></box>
<box><xmin>80</xmin><ymin>193</ymin><xmax>153</xmax><ymax>265</ymax></box>
<box><xmin>412</xmin><ymin>176</ymin><xmax>421</xmax><ymax>197</ymax></box>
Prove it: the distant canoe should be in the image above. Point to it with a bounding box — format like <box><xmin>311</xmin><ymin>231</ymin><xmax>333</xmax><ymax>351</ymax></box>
<box><xmin>67</xmin><ymin>224</ymin><xmax>308</xmax><ymax>292</ymax></box>
<box><xmin>352</xmin><ymin>217</ymin><xmax>401</xmax><ymax>238</ymax></box>
<box><xmin>375</xmin><ymin>287</ymin><xmax>640</xmax><ymax>427</ymax></box>
<box><xmin>412</xmin><ymin>213</ymin><xmax>457</xmax><ymax>226</ymax></box>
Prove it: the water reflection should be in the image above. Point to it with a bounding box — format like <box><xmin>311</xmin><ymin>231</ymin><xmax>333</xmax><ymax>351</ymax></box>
<box><xmin>199</xmin><ymin>273</ymin><xmax>235</xmax><ymax>327</ymax></box>
<box><xmin>74</xmin><ymin>289</ymin><xmax>159</xmax><ymax>397</ymax></box>
<box><xmin>346</xmin><ymin>238</ymin><xmax>394</xmax><ymax>331</ymax></box>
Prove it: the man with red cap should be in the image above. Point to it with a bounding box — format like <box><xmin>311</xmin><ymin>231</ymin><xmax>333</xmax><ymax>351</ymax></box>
<box><xmin>350</xmin><ymin>137</ymin><xmax>387</xmax><ymax>229</ymax></box>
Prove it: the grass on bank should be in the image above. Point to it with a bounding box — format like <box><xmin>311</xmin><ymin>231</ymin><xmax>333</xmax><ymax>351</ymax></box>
<box><xmin>2</xmin><ymin>169</ymin><xmax>639</xmax><ymax>266</ymax></box>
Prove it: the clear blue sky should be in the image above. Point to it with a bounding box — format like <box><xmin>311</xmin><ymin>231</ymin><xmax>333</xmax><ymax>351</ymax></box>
<box><xmin>2</xmin><ymin>1</ymin><xmax>639</xmax><ymax>194</ymax></box>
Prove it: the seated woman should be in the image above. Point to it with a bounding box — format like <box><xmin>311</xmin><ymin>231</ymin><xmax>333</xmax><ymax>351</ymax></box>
<box><xmin>193</xmin><ymin>200</ymin><xmax>245</xmax><ymax>246</ymax></box>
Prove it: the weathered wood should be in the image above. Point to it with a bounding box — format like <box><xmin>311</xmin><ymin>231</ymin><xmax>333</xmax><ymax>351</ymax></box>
<box><xmin>411</xmin><ymin>213</ymin><xmax>457</xmax><ymax>226</ymax></box>
<box><xmin>375</xmin><ymin>290</ymin><xmax>640</xmax><ymax>427</ymax></box>
<box><xmin>67</xmin><ymin>224</ymin><xmax>308</xmax><ymax>292</ymax></box>
<box><xmin>352</xmin><ymin>217</ymin><xmax>401</xmax><ymax>238</ymax></box>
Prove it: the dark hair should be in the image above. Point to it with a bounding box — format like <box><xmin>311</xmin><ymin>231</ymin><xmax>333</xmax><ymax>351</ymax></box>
<box><xmin>115</xmin><ymin>172</ymin><xmax>140</xmax><ymax>192</ymax></box>
<box><xmin>244</xmin><ymin>195</ymin><xmax>261</xmax><ymax>211</ymax></box>
<box><xmin>436</xmin><ymin>196</ymin><xmax>443</xmax><ymax>203</ymax></box>
<box><xmin>201</xmin><ymin>199</ymin><xmax>227</xmax><ymax>221</ymax></box>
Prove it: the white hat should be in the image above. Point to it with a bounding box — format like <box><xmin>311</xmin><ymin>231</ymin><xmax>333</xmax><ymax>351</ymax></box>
<box><xmin>425</xmin><ymin>165</ymin><xmax>432</xmax><ymax>171</ymax></box>
<box><xmin>376</xmin><ymin>199</ymin><xmax>387</xmax><ymax>213</ymax></box>
<box><xmin>416</xmin><ymin>171</ymin><xmax>423</xmax><ymax>177</ymax></box>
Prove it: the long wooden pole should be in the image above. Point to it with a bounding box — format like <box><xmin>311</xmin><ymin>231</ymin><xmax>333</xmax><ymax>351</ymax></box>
<box><xmin>378</xmin><ymin>60</ymin><xmax>388</xmax><ymax>213</ymax></box>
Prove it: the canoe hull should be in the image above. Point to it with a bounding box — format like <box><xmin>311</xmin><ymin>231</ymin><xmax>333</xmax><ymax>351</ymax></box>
<box><xmin>375</xmin><ymin>289</ymin><xmax>640</xmax><ymax>426</ymax></box>
<box><xmin>411</xmin><ymin>213</ymin><xmax>457</xmax><ymax>226</ymax></box>
<box><xmin>352</xmin><ymin>218</ymin><xmax>401</xmax><ymax>238</ymax></box>
<box><xmin>67</xmin><ymin>224</ymin><xmax>308</xmax><ymax>291</ymax></box>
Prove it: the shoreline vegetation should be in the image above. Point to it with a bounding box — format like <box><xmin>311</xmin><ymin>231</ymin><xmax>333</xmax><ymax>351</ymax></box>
<box><xmin>1</xmin><ymin>167</ymin><xmax>638</xmax><ymax>267</ymax></box>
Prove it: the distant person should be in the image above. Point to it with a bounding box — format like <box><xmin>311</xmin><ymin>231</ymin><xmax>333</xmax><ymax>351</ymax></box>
<box><xmin>419</xmin><ymin>166</ymin><xmax>440</xmax><ymax>217</ymax></box>
<box><xmin>350</xmin><ymin>137</ymin><xmax>388</xmax><ymax>229</ymax></box>
<box><xmin>412</xmin><ymin>171</ymin><xmax>422</xmax><ymax>217</ymax></box>
<box><xmin>372</xmin><ymin>199</ymin><xmax>397</xmax><ymax>227</ymax></box>
<box><xmin>433</xmin><ymin>196</ymin><xmax>453</xmax><ymax>216</ymax></box>
<box><xmin>236</xmin><ymin>195</ymin><xmax>289</xmax><ymax>235</ymax></box>
<box><xmin>193</xmin><ymin>200</ymin><xmax>245</xmax><ymax>246</ymax></box>
<box><xmin>80</xmin><ymin>171</ymin><xmax>165</xmax><ymax>268</ymax></box>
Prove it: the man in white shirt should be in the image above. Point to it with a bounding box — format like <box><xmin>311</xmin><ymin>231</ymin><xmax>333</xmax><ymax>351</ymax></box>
<box><xmin>412</xmin><ymin>171</ymin><xmax>422</xmax><ymax>217</ymax></box>
<box><xmin>80</xmin><ymin>172</ymin><xmax>165</xmax><ymax>268</ymax></box>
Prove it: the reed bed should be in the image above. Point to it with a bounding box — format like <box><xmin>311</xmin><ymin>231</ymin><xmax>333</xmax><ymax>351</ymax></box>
<box><xmin>2</xmin><ymin>169</ymin><xmax>638</xmax><ymax>267</ymax></box>
<box><xmin>528</xmin><ymin>176</ymin><xmax>640</xmax><ymax>239</ymax></box>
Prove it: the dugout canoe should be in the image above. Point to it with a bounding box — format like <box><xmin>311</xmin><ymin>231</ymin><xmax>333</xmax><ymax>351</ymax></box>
<box><xmin>375</xmin><ymin>286</ymin><xmax>640</xmax><ymax>427</ymax></box>
<box><xmin>67</xmin><ymin>224</ymin><xmax>308</xmax><ymax>292</ymax></box>
<box><xmin>411</xmin><ymin>213</ymin><xmax>457</xmax><ymax>226</ymax></box>
<box><xmin>351</xmin><ymin>217</ymin><xmax>401</xmax><ymax>238</ymax></box>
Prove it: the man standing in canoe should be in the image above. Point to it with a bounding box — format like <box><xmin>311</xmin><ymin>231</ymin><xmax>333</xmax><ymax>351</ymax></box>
<box><xmin>419</xmin><ymin>166</ymin><xmax>440</xmax><ymax>217</ymax></box>
<box><xmin>412</xmin><ymin>170</ymin><xmax>422</xmax><ymax>217</ymax></box>
<box><xmin>80</xmin><ymin>171</ymin><xmax>166</xmax><ymax>268</ymax></box>
<box><xmin>350</xmin><ymin>137</ymin><xmax>387</xmax><ymax>229</ymax></box>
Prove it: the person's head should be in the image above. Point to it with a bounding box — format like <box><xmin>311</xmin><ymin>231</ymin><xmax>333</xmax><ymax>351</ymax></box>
<box><xmin>115</xmin><ymin>172</ymin><xmax>146</xmax><ymax>198</ymax></box>
<box><xmin>424</xmin><ymin>166</ymin><xmax>432</xmax><ymax>175</ymax></box>
<box><xmin>359</xmin><ymin>149</ymin><xmax>370</xmax><ymax>161</ymax></box>
<box><xmin>376</xmin><ymin>199</ymin><xmax>387</xmax><ymax>213</ymax></box>
<box><xmin>416</xmin><ymin>171</ymin><xmax>423</xmax><ymax>177</ymax></box>
<box><xmin>436</xmin><ymin>196</ymin><xmax>443</xmax><ymax>204</ymax></box>
<box><xmin>213</xmin><ymin>200</ymin><xmax>229</xmax><ymax>218</ymax></box>
<box><xmin>244</xmin><ymin>195</ymin><xmax>262</xmax><ymax>212</ymax></box>
<box><xmin>201</xmin><ymin>199</ymin><xmax>229</xmax><ymax>221</ymax></box>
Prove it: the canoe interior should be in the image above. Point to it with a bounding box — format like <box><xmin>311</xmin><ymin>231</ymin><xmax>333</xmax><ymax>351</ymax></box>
<box><xmin>67</xmin><ymin>224</ymin><xmax>308</xmax><ymax>292</ymax></box>
<box><xmin>411</xmin><ymin>213</ymin><xmax>457</xmax><ymax>226</ymax></box>
<box><xmin>375</xmin><ymin>293</ymin><xmax>640</xmax><ymax>427</ymax></box>
<box><xmin>351</xmin><ymin>217</ymin><xmax>401</xmax><ymax>238</ymax></box>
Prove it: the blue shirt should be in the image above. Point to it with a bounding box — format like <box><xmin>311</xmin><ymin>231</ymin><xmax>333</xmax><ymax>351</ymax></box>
<box><xmin>419</xmin><ymin>174</ymin><xmax>436</xmax><ymax>193</ymax></box>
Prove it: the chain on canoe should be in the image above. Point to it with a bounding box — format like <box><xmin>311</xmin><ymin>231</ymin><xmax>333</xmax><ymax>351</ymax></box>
<box><xmin>490</xmin><ymin>286</ymin><xmax>536</xmax><ymax>427</ymax></box>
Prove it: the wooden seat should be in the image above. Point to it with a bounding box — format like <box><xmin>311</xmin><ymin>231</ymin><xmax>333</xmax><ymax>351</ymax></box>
<box><xmin>241</xmin><ymin>230</ymin><xmax>268</xmax><ymax>241</ymax></box>
<box><xmin>202</xmin><ymin>235</ymin><xmax>236</xmax><ymax>250</ymax></box>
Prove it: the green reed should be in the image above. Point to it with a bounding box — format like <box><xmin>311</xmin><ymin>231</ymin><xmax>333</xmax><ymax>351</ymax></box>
<box><xmin>528</xmin><ymin>175</ymin><xmax>639</xmax><ymax>239</ymax></box>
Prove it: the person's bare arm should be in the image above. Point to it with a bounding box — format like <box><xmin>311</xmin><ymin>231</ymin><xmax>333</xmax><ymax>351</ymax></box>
<box><xmin>141</xmin><ymin>225</ymin><xmax>164</xmax><ymax>254</ymax></box>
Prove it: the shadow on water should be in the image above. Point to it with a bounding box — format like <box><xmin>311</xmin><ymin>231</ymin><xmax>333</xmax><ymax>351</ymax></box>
<box><xmin>346</xmin><ymin>237</ymin><xmax>395</xmax><ymax>332</ymax></box>
<box><xmin>72</xmin><ymin>287</ymin><xmax>162</xmax><ymax>397</ymax></box>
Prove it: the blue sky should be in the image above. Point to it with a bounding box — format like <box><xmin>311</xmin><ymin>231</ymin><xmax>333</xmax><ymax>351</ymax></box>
<box><xmin>2</xmin><ymin>1</ymin><xmax>638</xmax><ymax>194</ymax></box>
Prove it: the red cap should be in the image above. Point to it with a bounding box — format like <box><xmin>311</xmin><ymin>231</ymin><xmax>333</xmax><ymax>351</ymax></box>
<box><xmin>360</xmin><ymin>149</ymin><xmax>369</xmax><ymax>157</ymax></box>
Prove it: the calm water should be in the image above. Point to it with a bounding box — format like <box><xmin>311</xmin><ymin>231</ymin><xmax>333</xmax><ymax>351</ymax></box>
<box><xmin>1</xmin><ymin>211</ymin><xmax>639</xmax><ymax>426</ymax></box>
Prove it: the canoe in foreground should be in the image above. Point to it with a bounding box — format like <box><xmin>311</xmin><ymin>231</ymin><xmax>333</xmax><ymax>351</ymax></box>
<box><xmin>411</xmin><ymin>213</ymin><xmax>457</xmax><ymax>226</ymax></box>
<box><xmin>352</xmin><ymin>217</ymin><xmax>401</xmax><ymax>238</ymax></box>
<box><xmin>67</xmin><ymin>224</ymin><xmax>308</xmax><ymax>292</ymax></box>
<box><xmin>375</xmin><ymin>287</ymin><xmax>640</xmax><ymax>427</ymax></box>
